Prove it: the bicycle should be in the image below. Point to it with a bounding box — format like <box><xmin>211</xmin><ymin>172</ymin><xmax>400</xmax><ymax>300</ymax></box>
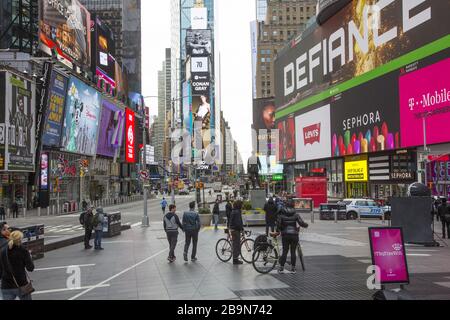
<box><xmin>215</xmin><ymin>229</ymin><xmax>255</xmax><ymax>263</ymax></box>
<box><xmin>252</xmin><ymin>232</ymin><xmax>305</xmax><ymax>274</ymax></box>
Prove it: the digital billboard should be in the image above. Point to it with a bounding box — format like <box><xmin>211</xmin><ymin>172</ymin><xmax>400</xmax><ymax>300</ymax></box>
<box><xmin>93</xmin><ymin>16</ymin><xmax>116</xmax><ymax>91</ymax></box>
<box><xmin>186</xmin><ymin>29</ymin><xmax>212</xmax><ymax>57</ymax></box>
<box><xmin>125</xmin><ymin>108</ymin><xmax>136</xmax><ymax>163</ymax></box>
<box><xmin>191</xmin><ymin>7</ymin><xmax>208</xmax><ymax>30</ymax></box>
<box><xmin>191</xmin><ymin>73</ymin><xmax>210</xmax><ymax>96</ymax></box>
<box><xmin>42</xmin><ymin>70</ymin><xmax>69</xmax><ymax>148</ymax></box>
<box><xmin>97</xmin><ymin>99</ymin><xmax>125</xmax><ymax>158</ymax></box>
<box><xmin>277</xmin><ymin>116</ymin><xmax>295</xmax><ymax>163</ymax></box>
<box><xmin>115</xmin><ymin>61</ymin><xmax>129</xmax><ymax>100</ymax></box>
<box><xmin>253</xmin><ymin>98</ymin><xmax>276</xmax><ymax>131</ymax></box>
<box><xmin>192</xmin><ymin>94</ymin><xmax>211</xmax><ymax>150</ymax></box>
<box><xmin>0</xmin><ymin>71</ymin><xmax>36</xmax><ymax>172</ymax></box>
<box><xmin>39</xmin><ymin>0</ymin><xmax>91</xmax><ymax>68</ymax></box>
<box><xmin>40</xmin><ymin>153</ymin><xmax>49</xmax><ymax>190</ymax></box>
<box><xmin>182</xmin><ymin>82</ymin><xmax>192</xmax><ymax>133</ymax></box>
<box><xmin>61</xmin><ymin>76</ymin><xmax>101</xmax><ymax>156</ymax></box>
<box><xmin>275</xmin><ymin>0</ymin><xmax>450</xmax><ymax>115</ymax></box>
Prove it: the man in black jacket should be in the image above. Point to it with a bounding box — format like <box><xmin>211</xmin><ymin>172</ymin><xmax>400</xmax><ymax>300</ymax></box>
<box><xmin>229</xmin><ymin>200</ymin><xmax>244</xmax><ymax>265</ymax></box>
<box><xmin>0</xmin><ymin>206</ymin><xmax>5</xmax><ymax>222</ymax></box>
<box><xmin>0</xmin><ymin>222</ymin><xmax>11</xmax><ymax>299</ymax></box>
<box><xmin>82</xmin><ymin>207</ymin><xmax>95</xmax><ymax>250</ymax></box>
<box><xmin>438</xmin><ymin>198</ymin><xmax>450</xmax><ymax>239</ymax></box>
<box><xmin>213</xmin><ymin>200</ymin><xmax>220</xmax><ymax>230</ymax></box>
<box><xmin>182</xmin><ymin>202</ymin><xmax>201</xmax><ymax>262</ymax></box>
<box><xmin>264</xmin><ymin>198</ymin><xmax>278</xmax><ymax>236</ymax></box>
<box><xmin>225</xmin><ymin>200</ymin><xmax>233</xmax><ymax>229</ymax></box>
<box><xmin>276</xmin><ymin>200</ymin><xmax>309</xmax><ymax>274</ymax></box>
<box><xmin>164</xmin><ymin>205</ymin><xmax>184</xmax><ymax>263</ymax></box>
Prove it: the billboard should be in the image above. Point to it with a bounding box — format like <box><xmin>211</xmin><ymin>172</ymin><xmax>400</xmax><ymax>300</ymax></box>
<box><xmin>129</xmin><ymin>92</ymin><xmax>144</xmax><ymax>115</ymax></box>
<box><xmin>345</xmin><ymin>159</ymin><xmax>368</xmax><ymax>182</ymax></box>
<box><xmin>186</xmin><ymin>29</ymin><xmax>212</xmax><ymax>57</ymax></box>
<box><xmin>296</xmin><ymin>104</ymin><xmax>331</xmax><ymax>162</ymax></box>
<box><xmin>115</xmin><ymin>61</ymin><xmax>129</xmax><ymax>100</ymax></box>
<box><xmin>125</xmin><ymin>108</ymin><xmax>136</xmax><ymax>163</ymax></box>
<box><xmin>61</xmin><ymin>76</ymin><xmax>101</xmax><ymax>156</ymax></box>
<box><xmin>330</xmin><ymin>72</ymin><xmax>400</xmax><ymax>157</ymax></box>
<box><xmin>39</xmin><ymin>0</ymin><xmax>91</xmax><ymax>68</ymax></box>
<box><xmin>253</xmin><ymin>98</ymin><xmax>276</xmax><ymax>131</ymax></box>
<box><xmin>277</xmin><ymin>117</ymin><xmax>295</xmax><ymax>163</ymax></box>
<box><xmin>192</xmin><ymin>94</ymin><xmax>211</xmax><ymax>150</ymax></box>
<box><xmin>191</xmin><ymin>7</ymin><xmax>208</xmax><ymax>30</ymax></box>
<box><xmin>93</xmin><ymin>16</ymin><xmax>116</xmax><ymax>90</ymax></box>
<box><xmin>191</xmin><ymin>57</ymin><xmax>209</xmax><ymax>73</ymax></box>
<box><xmin>275</xmin><ymin>0</ymin><xmax>450</xmax><ymax>114</ymax></box>
<box><xmin>400</xmin><ymin>57</ymin><xmax>450</xmax><ymax>148</ymax></box>
<box><xmin>40</xmin><ymin>153</ymin><xmax>49</xmax><ymax>190</ymax></box>
<box><xmin>0</xmin><ymin>72</ymin><xmax>36</xmax><ymax>172</ymax></box>
<box><xmin>42</xmin><ymin>70</ymin><xmax>69</xmax><ymax>147</ymax></box>
<box><xmin>182</xmin><ymin>82</ymin><xmax>192</xmax><ymax>133</ymax></box>
<box><xmin>369</xmin><ymin>227</ymin><xmax>410</xmax><ymax>285</ymax></box>
<box><xmin>191</xmin><ymin>73</ymin><xmax>210</xmax><ymax>96</ymax></box>
<box><xmin>97</xmin><ymin>99</ymin><xmax>125</xmax><ymax>158</ymax></box>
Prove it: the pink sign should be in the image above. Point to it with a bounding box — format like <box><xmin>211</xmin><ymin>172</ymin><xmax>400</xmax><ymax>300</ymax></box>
<box><xmin>369</xmin><ymin>228</ymin><xmax>409</xmax><ymax>285</ymax></box>
<box><xmin>400</xmin><ymin>58</ymin><xmax>450</xmax><ymax>148</ymax></box>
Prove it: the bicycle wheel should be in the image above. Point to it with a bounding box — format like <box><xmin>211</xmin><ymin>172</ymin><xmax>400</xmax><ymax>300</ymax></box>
<box><xmin>252</xmin><ymin>245</ymin><xmax>278</xmax><ymax>274</ymax></box>
<box><xmin>297</xmin><ymin>243</ymin><xmax>305</xmax><ymax>272</ymax></box>
<box><xmin>216</xmin><ymin>238</ymin><xmax>232</xmax><ymax>262</ymax></box>
<box><xmin>240</xmin><ymin>238</ymin><xmax>255</xmax><ymax>264</ymax></box>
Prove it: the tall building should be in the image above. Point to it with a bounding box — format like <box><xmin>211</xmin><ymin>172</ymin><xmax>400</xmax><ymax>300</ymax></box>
<box><xmin>252</xmin><ymin>0</ymin><xmax>317</xmax><ymax>99</ymax></box>
<box><xmin>79</xmin><ymin>0</ymin><xmax>142</xmax><ymax>93</ymax></box>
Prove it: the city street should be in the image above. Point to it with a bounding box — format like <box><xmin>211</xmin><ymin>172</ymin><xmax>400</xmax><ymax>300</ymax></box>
<box><xmin>22</xmin><ymin>200</ymin><xmax>450</xmax><ymax>300</ymax></box>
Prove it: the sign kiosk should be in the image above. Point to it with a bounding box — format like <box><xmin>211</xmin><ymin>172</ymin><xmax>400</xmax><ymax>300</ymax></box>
<box><xmin>368</xmin><ymin>227</ymin><xmax>413</xmax><ymax>300</ymax></box>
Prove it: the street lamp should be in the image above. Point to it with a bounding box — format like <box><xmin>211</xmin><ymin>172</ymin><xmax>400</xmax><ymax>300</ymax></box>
<box><xmin>422</xmin><ymin>111</ymin><xmax>432</xmax><ymax>185</ymax></box>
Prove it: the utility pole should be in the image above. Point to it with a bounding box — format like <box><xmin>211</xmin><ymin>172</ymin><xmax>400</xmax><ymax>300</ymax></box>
<box><xmin>142</xmin><ymin>117</ymin><xmax>149</xmax><ymax>227</ymax></box>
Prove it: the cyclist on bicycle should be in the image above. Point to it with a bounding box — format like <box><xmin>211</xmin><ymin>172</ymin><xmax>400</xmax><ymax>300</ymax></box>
<box><xmin>276</xmin><ymin>199</ymin><xmax>308</xmax><ymax>274</ymax></box>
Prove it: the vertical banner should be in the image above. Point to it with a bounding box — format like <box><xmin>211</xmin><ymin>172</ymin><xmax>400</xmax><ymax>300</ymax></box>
<box><xmin>125</xmin><ymin>108</ymin><xmax>136</xmax><ymax>163</ymax></box>
<box><xmin>40</xmin><ymin>153</ymin><xmax>49</xmax><ymax>190</ymax></box>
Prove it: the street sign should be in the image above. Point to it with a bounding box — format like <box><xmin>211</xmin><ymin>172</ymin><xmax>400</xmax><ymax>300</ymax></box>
<box><xmin>140</xmin><ymin>170</ymin><xmax>149</xmax><ymax>180</ymax></box>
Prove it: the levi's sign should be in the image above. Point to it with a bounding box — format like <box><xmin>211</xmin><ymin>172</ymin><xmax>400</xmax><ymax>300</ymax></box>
<box><xmin>303</xmin><ymin>123</ymin><xmax>321</xmax><ymax>146</ymax></box>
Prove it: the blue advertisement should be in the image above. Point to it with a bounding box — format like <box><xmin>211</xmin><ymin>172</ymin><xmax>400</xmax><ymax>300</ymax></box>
<box><xmin>61</xmin><ymin>76</ymin><xmax>102</xmax><ymax>156</ymax></box>
<box><xmin>42</xmin><ymin>71</ymin><xmax>69</xmax><ymax>147</ymax></box>
<box><xmin>182</xmin><ymin>82</ymin><xmax>192</xmax><ymax>133</ymax></box>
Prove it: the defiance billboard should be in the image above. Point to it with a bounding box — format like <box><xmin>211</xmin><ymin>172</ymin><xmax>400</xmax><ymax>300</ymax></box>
<box><xmin>61</xmin><ymin>76</ymin><xmax>101</xmax><ymax>156</ymax></box>
<box><xmin>39</xmin><ymin>0</ymin><xmax>92</xmax><ymax>68</ymax></box>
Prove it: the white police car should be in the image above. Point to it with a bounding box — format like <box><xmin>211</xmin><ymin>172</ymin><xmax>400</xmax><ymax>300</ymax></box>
<box><xmin>339</xmin><ymin>199</ymin><xmax>391</xmax><ymax>220</ymax></box>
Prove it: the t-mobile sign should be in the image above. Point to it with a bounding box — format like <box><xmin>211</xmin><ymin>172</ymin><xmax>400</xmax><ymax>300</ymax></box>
<box><xmin>369</xmin><ymin>227</ymin><xmax>409</xmax><ymax>285</ymax></box>
<box><xmin>125</xmin><ymin>108</ymin><xmax>135</xmax><ymax>163</ymax></box>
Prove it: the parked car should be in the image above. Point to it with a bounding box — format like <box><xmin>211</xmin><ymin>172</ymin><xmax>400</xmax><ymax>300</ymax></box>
<box><xmin>339</xmin><ymin>199</ymin><xmax>391</xmax><ymax>220</ymax></box>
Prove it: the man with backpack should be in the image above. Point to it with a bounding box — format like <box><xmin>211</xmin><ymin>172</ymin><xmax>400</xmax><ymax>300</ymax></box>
<box><xmin>438</xmin><ymin>198</ymin><xmax>450</xmax><ymax>239</ymax></box>
<box><xmin>163</xmin><ymin>205</ymin><xmax>184</xmax><ymax>263</ymax></box>
<box><xmin>212</xmin><ymin>200</ymin><xmax>220</xmax><ymax>230</ymax></box>
<box><xmin>161</xmin><ymin>198</ymin><xmax>168</xmax><ymax>215</ymax></box>
<box><xmin>182</xmin><ymin>202</ymin><xmax>201</xmax><ymax>262</ymax></box>
<box><xmin>93</xmin><ymin>208</ymin><xmax>106</xmax><ymax>250</ymax></box>
<box><xmin>80</xmin><ymin>206</ymin><xmax>95</xmax><ymax>249</ymax></box>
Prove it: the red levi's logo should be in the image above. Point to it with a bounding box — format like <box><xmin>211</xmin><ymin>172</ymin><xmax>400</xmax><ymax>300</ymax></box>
<box><xmin>303</xmin><ymin>123</ymin><xmax>321</xmax><ymax>146</ymax></box>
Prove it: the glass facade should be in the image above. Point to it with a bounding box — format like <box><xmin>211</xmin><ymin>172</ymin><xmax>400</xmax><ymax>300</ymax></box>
<box><xmin>256</xmin><ymin>0</ymin><xmax>268</xmax><ymax>22</ymax></box>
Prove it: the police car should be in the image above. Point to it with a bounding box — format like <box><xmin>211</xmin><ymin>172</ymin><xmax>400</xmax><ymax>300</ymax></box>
<box><xmin>339</xmin><ymin>199</ymin><xmax>391</xmax><ymax>220</ymax></box>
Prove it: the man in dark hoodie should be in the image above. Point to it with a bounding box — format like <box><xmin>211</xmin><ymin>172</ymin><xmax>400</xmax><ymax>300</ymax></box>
<box><xmin>182</xmin><ymin>202</ymin><xmax>201</xmax><ymax>262</ymax></box>
<box><xmin>276</xmin><ymin>200</ymin><xmax>309</xmax><ymax>274</ymax></box>
<box><xmin>164</xmin><ymin>204</ymin><xmax>184</xmax><ymax>263</ymax></box>
<box><xmin>0</xmin><ymin>222</ymin><xmax>11</xmax><ymax>300</ymax></box>
<box><xmin>229</xmin><ymin>200</ymin><xmax>244</xmax><ymax>265</ymax></box>
<box><xmin>264</xmin><ymin>197</ymin><xmax>278</xmax><ymax>236</ymax></box>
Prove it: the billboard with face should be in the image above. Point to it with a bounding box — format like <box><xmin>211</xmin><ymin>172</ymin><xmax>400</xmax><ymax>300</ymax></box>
<box><xmin>253</xmin><ymin>98</ymin><xmax>276</xmax><ymax>131</ymax></box>
<box><xmin>277</xmin><ymin>117</ymin><xmax>295</xmax><ymax>163</ymax></box>
<box><xmin>0</xmin><ymin>72</ymin><xmax>36</xmax><ymax>172</ymax></box>
<box><xmin>93</xmin><ymin>16</ymin><xmax>116</xmax><ymax>90</ymax></box>
<box><xmin>186</xmin><ymin>29</ymin><xmax>212</xmax><ymax>57</ymax></box>
<box><xmin>39</xmin><ymin>0</ymin><xmax>92</xmax><ymax>68</ymax></box>
<box><xmin>275</xmin><ymin>0</ymin><xmax>450</xmax><ymax>114</ymax></box>
<box><xmin>61</xmin><ymin>76</ymin><xmax>101</xmax><ymax>156</ymax></box>
<box><xmin>97</xmin><ymin>99</ymin><xmax>125</xmax><ymax>158</ymax></box>
<box><xmin>42</xmin><ymin>70</ymin><xmax>69</xmax><ymax>147</ymax></box>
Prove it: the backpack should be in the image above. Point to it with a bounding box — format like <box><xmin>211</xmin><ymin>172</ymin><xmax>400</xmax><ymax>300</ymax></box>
<box><xmin>254</xmin><ymin>234</ymin><xmax>269</xmax><ymax>251</ymax></box>
<box><xmin>79</xmin><ymin>212</ymin><xmax>86</xmax><ymax>226</ymax></box>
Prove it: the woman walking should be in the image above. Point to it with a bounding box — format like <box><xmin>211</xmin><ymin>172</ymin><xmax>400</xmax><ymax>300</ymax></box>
<box><xmin>0</xmin><ymin>230</ymin><xmax>35</xmax><ymax>300</ymax></box>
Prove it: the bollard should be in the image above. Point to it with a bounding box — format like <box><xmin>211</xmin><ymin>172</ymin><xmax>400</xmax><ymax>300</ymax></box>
<box><xmin>334</xmin><ymin>210</ymin><xmax>338</xmax><ymax>223</ymax></box>
<box><xmin>47</xmin><ymin>207</ymin><xmax>50</xmax><ymax>216</ymax></box>
<box><xmin>311</xmin><ymin>210</ymin><xmax>315</xmax><ymax>224</ymax></box>
<box><xmin>52</xmin><ymin>205</ymin><xmax>55</xmax><ymax>215</ymax></box>
<box><xmin>38</xmin><ymin>207</ymin><xmax>41</xmax><ymax>217</ymax></box>
<box><xmin>382</xmin><ymin>211</ymin><xmax>386</xmax><ymax>225</ymax></box>
<box><xmin>23</xmin><ymin>208</ymin><xmax>26</xmax><ymax>218</ymax></box>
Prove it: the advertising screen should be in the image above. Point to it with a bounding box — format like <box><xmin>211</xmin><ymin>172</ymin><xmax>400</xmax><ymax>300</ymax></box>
<box><xmin>61</xmin><ymin>76</ymin><xmax>101</xmax><ymax>156</ymax></box>
<box><xmin>192</xmin><ymin>94</ymin><xmax>211</xmax><ymax>149</ymax></box>
<box><xmin>39</xmin><ymin>0</ymin><xmax>91</xmax><ymax>68</ymax></box>
<box><xmin>40</xmin><ymin>153</ymin><xmax>49</xmax><ymax>190</ymax></box>
<box><xmin>42</xmin><ymin>70</ymin><xmax>69</xmax><ymax>147</ymax></box>
<box><xmin>93</xmin><ymin>16</ymin><xmax>116</xmax><ymax>86</ymax></box>
<box><xmin>369</xmin><ymin>227</ymin><xmax>410</xmax><ymax>285</ymax></box>
<box><xmin>295</xmin><ymin>104</ymin><xmax>331</xmax><ymax>162</ymax></box>
<box><xmin>400</xmin><ymin>57</ymin><xmax>450</xmax><ymax>148</ymax></box>
<box><xmin>125</xmin><ymin>108</ymin><xmax>136</xmax><ymax>163</ymax></box>
<box><xmin>191</xmin><ymin>7</ymin><xmax>208</xmax><ymax>30</ymax></box>
<box><xmin>115</xmin><ymin>61</ymin><xmax>129</xmax><ymax>100</ymax></box>
<box><xmin>186</xmin><ymin>29</ymin><xmax>212</xmax><ymax>57</ymax></box>
<box><xmin>129</xmin><ymin>92</ymin><xmax>144</xmax><ymax>115</ymax></box>
<box><xmin>191</xmin><ymin>73</ymin><xmax>210</xmax><ymax>96</ymax></box>
<box><xmin>182</xmin><ymin>82</ymin><xmax>192</xmax><ymax>133</ymax></box>
<box><xmin>345</xmin><ymin>160</ymin><xmax>368</xmax><ymax>182</ymax></box>
<box><xmin>253</xmin><ymin>98</ymin><xmax>276</xmax><ymax>131</ymax></box>
<box><xmin>259</xmin><ymin>155</ymin><xmax>283</xmax><ymax>175</ymax></box>
<box><xmin>0</xmin><ymin>72</ymin><xmax>36</xmax><ymax>172</ymax></box>
<box><xmin>277</xmin><ymin>117</ymin><xmax>295</xmax><ymax>163</ymax></box>
<box><xmin>97</xmin><ymin>99</ymin><xmax>125</xmax><ymax>158</ymax></box>
<box><xmin>275</xmin><ymin>0</ymin><xmax>450</xmax><ymax>114</ymax></box>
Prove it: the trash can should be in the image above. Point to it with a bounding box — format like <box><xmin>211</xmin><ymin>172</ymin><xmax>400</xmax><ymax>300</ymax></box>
<box><xmin>103</xmin><ymin>212</ymin><xmax>122</xmax><ymax>238</ymax></box>
<box><xmin>13</xmin><ymin>225</ymin><xmax>45</xmax><ymax>260</ymax></box>
<box><xmin>319</xmin><ymin>204</ymin><xmax>347</xmax><ymax>220</ymax></box>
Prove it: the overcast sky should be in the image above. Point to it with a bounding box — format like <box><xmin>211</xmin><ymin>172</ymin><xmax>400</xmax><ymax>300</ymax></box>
<box><xmin>142</xmin><ymin>0</ymin><xmax>256</xmax><ymax>165</ymax></box>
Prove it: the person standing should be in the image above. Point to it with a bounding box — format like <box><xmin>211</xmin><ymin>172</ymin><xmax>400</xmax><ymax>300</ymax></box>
<box><xmin>182</xmin><ymin>202</ymin><xmax>201</xmax><ymax>262</ymax></box>
<box><xmin>213</xmin><ymin>200</ymin><xmax>220</xmax><ymax>230</ymax></box>
<box><xmin>276</xmin><ymin>200</ymin><xmax>309</xmax><ymax>274</ymax></box>
<box><xmin>11</xmin><ymin>201</ymin><xmax>19</xmax><ymax>219</ymax></box>
<box><xmin>163</xmin><ymin>205</ymin><xmax>184</xmax><ymax>263</ymax></box>
<box><xmin>93</xmin><ymin>207</ymin><xmax>106</xmax><ymax>251</ymax></box>
<box><xmin>0</xmin><ymin>205</ymin><xmax>5</xmax><ymax>222</ymax></box>
<box><xmin>225</xmin><ymin>199</ymin><xmax>233</xmax><ymax>229</ymax></box>
<box><xmin>229</xmin><ymin>200</ymin><xmax>244</xmax><ymax>265</ymax></box>
<box><xmin>0</xmin><ymin>231</ymin><xmax>35</xmax><ymax>300</ymax></box>
<box><xmin>82</xmin><ymin>199</ymin><xmax>88</xmax><ymax>212</ymax></box>
<box><xmin>82</xmin><ymin>207</ymin><xmax>95</xmax><ymax>250</ymax></box>
<box><xmin>438</xmin><ymin>198</ymin><xmax>450</xmax><ymax>239</ymax></box>
<box><xmin>264</xmin><ymin>197</ymin><xmax>278</xmax><ymax>236</ymax></box>
<box><xmin>161</xmin><ymin>198</ymin><xmax>168</xmax><ymax>215</ymax></box>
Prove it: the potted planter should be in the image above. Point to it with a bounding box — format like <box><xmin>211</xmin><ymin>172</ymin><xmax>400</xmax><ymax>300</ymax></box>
<box><xmin>198</xmin><ymin>207</ymin><xmax>213</xmax><ymax>227</ymax></box>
